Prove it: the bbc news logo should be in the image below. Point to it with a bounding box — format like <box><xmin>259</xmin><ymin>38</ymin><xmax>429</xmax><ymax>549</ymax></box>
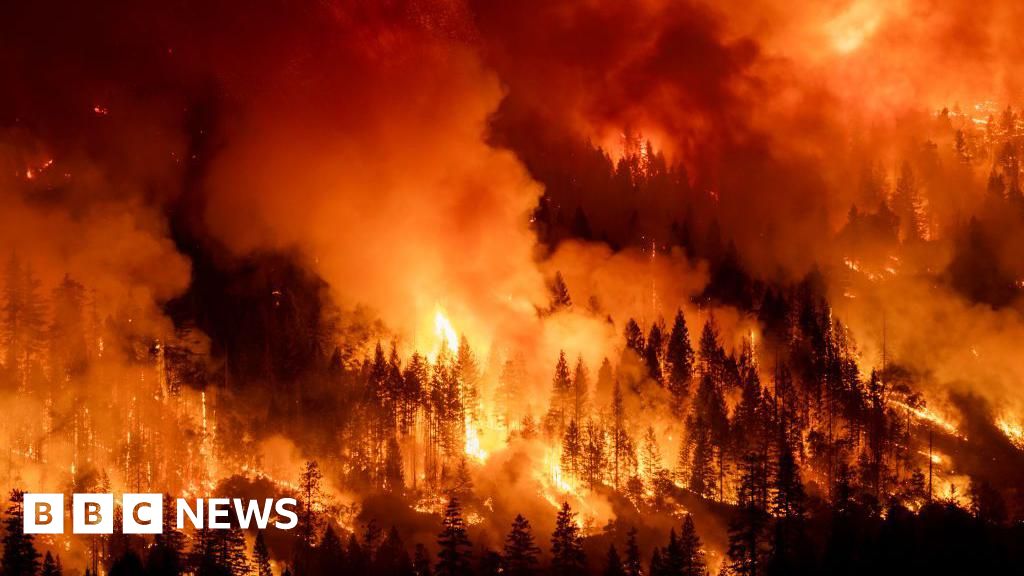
<box><xmin>23</xmin><ymin>494</ymin><xmax>299</xmax><ymax>534</ymax></box>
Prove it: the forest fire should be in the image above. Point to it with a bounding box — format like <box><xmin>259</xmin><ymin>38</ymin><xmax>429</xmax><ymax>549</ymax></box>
<box><xmin>0</xmin><ymin>0</ymin><xmax>1023</xmax><ymax>575</ymax></box>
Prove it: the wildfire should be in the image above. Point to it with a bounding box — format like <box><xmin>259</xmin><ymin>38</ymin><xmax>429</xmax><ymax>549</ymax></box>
<box><xmin>891</xmin><ymin>399</ymin><xmax>963</xmax><ymax>439</ymax></box>
<box><xmin>463</xmin><ymin>417</ymin><xmax>488</xmax><ymax>463</ymax></box>
<box><xmin>996</xmin><ymin>416</ymin><xmax>1024</xmax><ymax>450</ymax></box>
<box><xmin>434</xmin><ymin>306</ymin><xmax>459</xmax><ymax>356</ymax></box>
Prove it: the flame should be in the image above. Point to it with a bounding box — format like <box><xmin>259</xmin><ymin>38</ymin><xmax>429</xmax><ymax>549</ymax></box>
<box><xmin>996</xmin><ymin>415</ymin><xmax>1024</xmax><ymax>449</ymax></box>
<box><xmin>464</xmin><ymin>416</ymin><xmax>488</xmax><ymax>463</ymax></box>
<box><xmin>434</xmin><ymin>306</ymin><xmax>459</xmax><ymax>356</ymax></box>
<box><xmin>891</xmin><ymin>399</ymin><xmax>964</xmax><ymax>439</ymax></box>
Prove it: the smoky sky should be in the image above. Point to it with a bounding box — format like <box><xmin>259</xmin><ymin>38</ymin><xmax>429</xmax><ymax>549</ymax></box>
<box><xmin>3</xmin><ymin>0</ymin><xmax>1024</xmax><ymax>402</ymax></box>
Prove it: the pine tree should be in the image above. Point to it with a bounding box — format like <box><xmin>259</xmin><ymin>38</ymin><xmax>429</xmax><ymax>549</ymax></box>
<box><xmin>40</xmin><ymin>553</ymin><xmax>60</xmax><ymax>576</ymax></box>
<box><xmin>317</xmin><ymin>525</ymin><xmax>345</xmax><ymax>574</ymax></box>
<box><xmin>610</xmin><ymin>380</ymin><xmax>635</xmax><ymax>490</ymax></box>
<box><xmin>665</xmin><ymin>309</ymin><xmax>694</xmax><ymax>415</ymax></box>
<box><xmin>624</xmin><ymin>528</ymin><xmax>642</xmax><ymax>576</ymax></box>
<box><xmin>571</xmin><ymin>357</ymin><xmax>589</xmax><ymax>423</ymax></box>
<box><xmin>253</xmin><ymin>531</ymin><xmax>272</xmax><ymax>576</ymax></box>
<box><xmin>436</xmin><ymin>498</ymin><xmax>472</xmax><ymax>576</ymax></box>
<box><xmin>604</xmin><ymin>545</ymin><xmax>626</xmax><ymax>576</ymax></box>
<box><xmin>109</xmin><ymin>551</ymin><xmax>144</xmax><ymax>576</ymax></box>
<box><xmin>229</xmin><ymin>528</ymin><xmax>251</xmax><ymax>576</ymax></box>
<box><xmin>298</xmin><ymin>460</ymin><xmax>324</xmax><ymax>546</ymax></box>
<box><xmin>649</xmin><ymin>548</ymin><xmax>665</xmax><ymax>576</ymax></box>
<box><xmin>413</xmin><ymin>544</ymin><xmax>433</xmax><ymax>576</ymax></box>
<box><xmin>623</xmin><ymin>320</ymin><xmax>645</xmax><ymax>357</ymax></box>
<box><xmin>893</xmin><ymin>161</ymin><xmax>923</xmax><ymax>242</ymax></box>
<box><xmin>678</xmin><ymin>515</ymin><xmax>706</xmax><ymax>576</ymax></box>
<box><xmin>1</xmin><ymin>490</ymin><xmax>40</xmax><ymax>576</ymax></box>
<box><xmin>687</xmin><ymin>423</ymin><xmax>715</xmax><ymax>498</ymax></box>
<box><xmin>502</xmin><ymin>515</ymin><xmax>540</xmax><ymax>576</ymax></box>
<box><xmin>640</xmin><ymin>426</ymin><xmax>664</xmax><ymax>487</ymax></box>
<box><xmin>582</xmin><ymin>420</ymin><xmax>607</xmax><ymax>489</ymax></box>
<box><xmin>149</xmin><ymin>494</ymin><xmax>187</xmax><ymax>576</ymax></box>
<box><xmin>363</xmin><ymin>519</ymin><xmax>384</xmax><ymax>561</ymax></box>
<box><xmin>545</xmin><ymin>351</ymin><xmax>573</xmax><ymax>436</ymax></box>
<box><xmin>347</xmin><ymin>534</ymin><xmax>368</xmax><ymax>575</ymax></box>
<box><xmin>373</xmin><ymin>527</ymin><xmax>414</xmax><ymax>576</ymax></box>
<box><xmin>725</xmin><ymin>453</ymin><xmax>769</xmax><ymax>576</ymax></box>
<box><xmin>663</xmin><ymin>529</ymin><xmax>682</xmax><ymax>576</ymax></box>
<box><xmin>644</xmin><ymin>322</ymin><xmax>665</xmax><ymax>383</ymax></box>
<box><xmin>698</xmin><ymin>317</ymin><xmax>722</xmax><ymax>379</ymax></box>
<box><xmin>561</xmin><ymin>420</ymin><xmax>583</xmax><ymax>482</ymax></box>
<box><xmin>550</xmin><ymin>272</ymin><xmax>573</xmax><ymax>311</ymax></box>
<box><xmin>686</xmin><ymin>370</ymin><xmax>728</xmax><ymax>499</ymax></box>
<box><xmin>456</xmin><ymin>336</ymin><xmax>480</xmax><ymax>424</ymax></box>
<box><xmin>384</xmin><ymin>436</ymin><xmax>405</xmax><ymax>494</ymax></box>
<box><xmin>498</xmin><ymin>355</ymin><xmax>525</xmax><ymax>433</ymax></box>
<box><xmin>477</xmin><ymin>550</ymin><xmax>502</xmax><ymax>576</ymax></box>
<box><xmin>2</xmin><ymin>256</ymin><xmax>46</xmax><ymax>390</ymax></box>
<box><xmin>49</xmin><ymin>274</ymin><xmax>88</xmax><ymax>380</ymax></box>
<box><xmin>550</xmin><ymin>503</ymin><xmax>586</xmax><ymax>576</ymax></box>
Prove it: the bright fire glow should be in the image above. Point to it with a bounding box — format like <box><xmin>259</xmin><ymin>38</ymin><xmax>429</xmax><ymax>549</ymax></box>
<box><xmin>434</xmin><ymin>306</ymin><xmax>459</xmax><ymax>356</ymax></box>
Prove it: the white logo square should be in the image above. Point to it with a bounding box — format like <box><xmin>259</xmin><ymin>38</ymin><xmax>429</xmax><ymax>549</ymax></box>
<box><xmin>23</xmin><ymin>494</ymin><xmax>63</xmax><ymax>534</ymax></box>
<box><xmin>73</xmin><ymin>493</ymin><xmax>113</xmax><ymax>534</ymax></box>
<box><xmin>122</xmin><ymin>494</ymin><xmax>162</xmax><ymax>534</ymax></box>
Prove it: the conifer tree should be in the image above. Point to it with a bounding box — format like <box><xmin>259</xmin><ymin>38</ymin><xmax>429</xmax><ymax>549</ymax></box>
<box><xmin>456</xmin><ymin>336</ymin><xmax>480</xmax><ymax>423</ymax></box>
<box><xmin>561</xmin><ymin>420</ymin><xmax>583</xmax><ymax>482</ymax></box>
<box><xmin>571</xmin><ymin>356</ymin><xmax>589</xmax><ymax>423</ymax></box>
<box><xmin>644</xmin><ymin>322</ymin><xmax>665</xmax><ymax>383</ymax></box>
<box><xmin>374</xmin><ymin>527</ymin><xmax>414</xmax><ymax>576</ymax></box>
<box><xmin>604</xmin><ymin>545</ymin><xmax>626</xmax><ymax>576</ymax></box>
<box><xmin>545</xmin><ymin>351</ymin><xmax>573</xmax><ymax>435</ymax></box>
<box><xmin>502</xmin><ymin>515</ymin><xmax>540</xmax><ymax>576</ymax></box>
<box><xmin>317</xmin><ymin>525</ymin><xmax>345</xmax><ymax>574</ymax></box>
<box><xmin>40</xmin><ymin>553</ymin><xmax>60</xmax><ymax>576</ymax></box>
<box><xmin>149</xmin><ymin>494</ymin><xmax>187</xmax><ymax>576</ymax></box>
<box><xmin>663</xmin><ymin>529</ymin><xmax>682</xmax><ymax>576</ymax></box>
<box><xmin>347</xmin><ymin>534</ymin><xmax>368</xmax><ymax>575</ymax></box>
<box><xmin>665</xmin><ymin>309</ymin><xmax>695</xmax><ymax>415</ymax></box>
<box><xmin>649</xmin><ymin>548</ymin><xmax>665</xmax><ymax>576</ymax></box>
<box><xmin>698</xmin><ymin>317</ymin><xmax>722</xmax><ymax>380</ymax></box>
<box><xmin>109</xmin><ymin>551</ymin><xmax>144</xmax><ymax>576</ymax></box>
<box><xmin>725</xmin><ymin>453</ymin><xmax>769</xmax><ymax>576</ymax></box>
<box><xmin>298</xmin><ymin>460</ymin><xmax>324</xmax><ymax>547</ymax></box>
<box><xmin>1</xmin><ymin>490</ymin><xmax>40</xmax><ymax>576</ymax></box>
<box><xmin>623</xmin><ymin>320</ymin><xmax>645</xmax><ymax>357</ymax></box>
<box><xmin>550</xmin><ymin>503</ymin><xmax>586</xmax><ymax>576</ymax></box>
<box><xmin>436</xmin><ymin>498</ymin><xmax>472</xmax><ymax>576</ymax></box>
<box><xmin>413</xmin><ymin>544</ymin><xmax>433</xmax><ymax>576</ymax></box>
<box><xmin>252</xmin><ymin>531</ymin><xmax>272</xmax><ymax>576</ymax></box>
<box><xmin>770</xmin><ymin>435</ymin><xmax>808</xmax><ymax>576</ymax></box>
<box><xmin>550</xmin><ymin>272</ymin><xmax>573</xmax><ymax>311</ymax></box>
<box><xmin>582</xmin><ymin>420</ymin><xmax>607</xmax><ymax>489</ymax></box>
<box><xmin>678</xmin><ymin>515</ymin><xmax>706</xmax><ymax>576</ymax></box>
<box><xmin>624</xmin><ymin>528</ymin><xmax>642</xmax><ymax>576</ymax></box>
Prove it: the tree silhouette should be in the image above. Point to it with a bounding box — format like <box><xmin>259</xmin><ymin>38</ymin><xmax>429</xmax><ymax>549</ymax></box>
<box><xmin>40</xmin><ymin>552</ymin><xmax>61</xmax><ymax>576</ymax></box>
<box><xmin>252</xmin><ymin>531</ymin><xmax>272</xmax><ymax>576</ymax></box>
<box><xmin>665</xmin><ymin>309</ymin><xmax>694</xmax><ymax>415</ymax></box>
<box><xmin>436</xmin><ymin>497</ymin><xmax>472</xmax><ymax>576</ymax></box>
<box><xmin>550</xmin><ymin>272</ymin><xmax>573</xmax><ymax>311</ymax></box>
<box><xmin>603</xmin><ymin>545</ymin><xmax>626</xmax><ymax>576</ymax></box>
<box><xmin>678</xmin><ymin>515</ymin><xmax>707</xmax><ymax>576</ymax></box>
<box><xmin>502</xmin><ymin>514</ymin><xmax>541</xmax><ymax>576</ymax></box>
<box><xmin>1</xmin><ymin>490</ymin><xmax>40</xmax><ymax>576</ymax></box>
<box><xmin>624</xmin><ymin>528</ymin><xmax>642</xmax><ymax>576</ymax></box>
<box><xmin>550</xmin><ymin>503</ymin><xmax>586</xmax><ymax>576</ymax></box>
